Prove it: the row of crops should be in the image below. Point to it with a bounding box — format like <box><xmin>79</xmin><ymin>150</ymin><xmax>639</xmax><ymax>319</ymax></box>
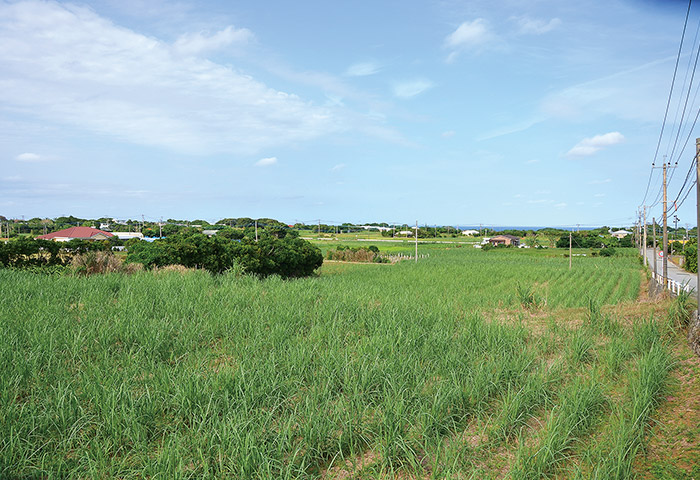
<box><xmin>0</xmin><ymin>247</ymin><xmax>669</xmax><ymax>478</ymax></box>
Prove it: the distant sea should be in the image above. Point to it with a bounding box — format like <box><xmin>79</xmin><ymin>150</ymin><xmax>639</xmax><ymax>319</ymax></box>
<box><xmin>456</xmin><ymin>226</ymin><xmax>602</xmax><ymax>232</ymax></box>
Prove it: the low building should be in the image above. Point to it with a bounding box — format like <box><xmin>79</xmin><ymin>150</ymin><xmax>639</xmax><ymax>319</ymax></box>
<box><xmin>114</xmin><ymin>232</ymin><xmax>144</xmax><ymax>241</ymax></box>
<box><xmin>37</xmin><ymin>227</ymin><xmax>114</xmax><ymax>242</ymax></box>
<box><xmin>461</xmin><ymin>229</ymin><xmax>480</xmax><ymax>236</ymax></box>
<box><xmin>488</xmin><ymin>234</ymin><xmax>520</xmax><ymax>247</ymax></box>
<box><xmin>610</xmin><ymin>230</ymin><xmax>632</xmax><ymax>239</ymax></box>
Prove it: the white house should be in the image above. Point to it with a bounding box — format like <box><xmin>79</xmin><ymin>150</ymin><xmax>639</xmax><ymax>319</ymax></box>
<box><xmin>610</xmin><ymin>230</ymin><xmax>632</xmax><ymax>239</ymax></box>
<box><xmin>461</xmin><ymin>229</ymin><xmax>480</xmax><ymax>236</ymax></box>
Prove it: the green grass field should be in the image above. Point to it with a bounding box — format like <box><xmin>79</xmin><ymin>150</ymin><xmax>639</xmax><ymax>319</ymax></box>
<box><xmin>0</xmin><ymin>246</ymin><xmax>693</xmax><ymax>479</ymax></box>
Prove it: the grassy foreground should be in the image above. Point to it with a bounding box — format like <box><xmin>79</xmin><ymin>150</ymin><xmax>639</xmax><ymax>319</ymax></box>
<box><xmin>0</xmin><ymin>247</ymin><xmax>693</xmax><ymax>478</ymax></box>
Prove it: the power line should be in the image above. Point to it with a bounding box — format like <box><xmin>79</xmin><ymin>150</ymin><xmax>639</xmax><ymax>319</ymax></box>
<box><xmin>642</xmin><ymin>0</ymin><xmax>694</xmax><ymax>206</ymax></box>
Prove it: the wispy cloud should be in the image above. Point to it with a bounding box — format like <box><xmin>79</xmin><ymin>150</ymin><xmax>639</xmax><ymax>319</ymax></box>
<box><xmin>512</xmin><ymin>16</ymin><xmax>561</xmax><ymax>35</ymax></box>
<box><xmin>589</xmin><ymin>178</ymin><xmax>612</xmax><ymax>185</ymax></box>
<box><xmin>393</xmin><ymin>79</ymin><xmax>433</xmax><ymax>98</ymax></box>
<box><xmin>346</xmin><ymin>61</ymin><xmax>380</xmax><ymax>77</ymax></box>
<box><xmin>255</xmin><ymin>156</ymin><xmax>277</xmax><ymax>167</ymax></box>
<box><xmin>566</xmin><ymin>132</ymin><xmax>625</xmax><ymax>157</ymax></box>
<box><xmin>554</xmin><ymin>202</ymin><xmax>567</xmax><ymax>208</ymax></box>
<box><xmin>173</xmin><ymin>26</ymin><xmax>253</xmax><ymax>56</ymax></box>
<box><xmin>331</xmin><ymin>163</ymin><xmax>346</xmax><ymax>171</ymax></box>
<box><xmin>15</xmin><ymin>152</ymin><xmax>42</xmax><ymax>162</ymax></box>
<box><xmin>441</xmin><ymin>130</ymin><xmax>455</xmax><ymax>138</ymax></box>
<box><xmin>477</xmin><ymin>116</ymin><xmax>545</xmax><ymax>141</ymax></box>
<box><xmin>444</xmin><ymin>19</ymin><xmax>494</xmax><ymax>62</ymax></box>
<box><xmin>0</xmin><ymin>1</ymin><xmax>339</xmax><ymax>155</ymax></box>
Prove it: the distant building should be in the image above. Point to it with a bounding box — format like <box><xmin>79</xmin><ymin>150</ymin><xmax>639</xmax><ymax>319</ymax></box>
<box><xmin>114</xmin><ymin>232</ymin><xmax>144</xmax><ymax>241</ymax></box>
<box><xmin>461</xmin><ymin>229</ymin><xmax>480</xmax><ymax>236</ymax></box>
<box><xmin>202</xmin><ymin>230</ymin><xmax>218</xmax><ymax>237</ymax></box>
<box><xmin>488</xmin><ymin>234</ymin><xmax>520</xmax><ymax>247</ymax></box>
<box><xmin>610</xmin><ymin>230</ymin><xmax>632</xmax><ymax>239</ymax></box>
<box><xmin>359</xmin><ymin>225</ymin><xmax>392</xmax><ymax>232</ymax></box>
<box><xmin>37</xmin><ymin>227</ymin><xmax>113</xmax><ymax>242</ymax></box>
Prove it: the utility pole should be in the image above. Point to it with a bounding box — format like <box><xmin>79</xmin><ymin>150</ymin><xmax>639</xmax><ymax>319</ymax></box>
<box><xmin>696</xmin><ymin>138</ymin><xmax>700</xmax><ymax>312</ymax></box>
<box><xmin>415</xmin><ymin>220</ymin><xmax>418</xmax><ymax>263</ymax></box>
<box><xmin>255</xmin><ymin>220</ymin><xmax>258</xmax><ymax>242</ymax></box>
<box><xmin>653</xmin><ymin>218</ymin><xmax>658</xmax><ymax>282</ymax></box>
<box><xmin>159</xmin><ymin>217</ymin><xmax>163</xmax><ymax>239</ymax></box>
<box><xmin>663</xmin><ymin>162</ymin><xmax>669</xmax><ymax>284</ymax></box>
<box><xmin>318</xmin><ymin>219</ymin><xmax>321</xmax><ymax>236</ymax></box>
<box><xmin>674</xmin><ymin>215</ymin><xmax>679</xmax><ymax>242</ymax></box>
<box><xmin>643</xmin><ymin>206</ymin><xmax>647</xmax><ymax>268</ymax></box>
<box><xmin>569</xmin><ymin>231</ymin><xmax>572</xmax><ymax>270</ymax></box>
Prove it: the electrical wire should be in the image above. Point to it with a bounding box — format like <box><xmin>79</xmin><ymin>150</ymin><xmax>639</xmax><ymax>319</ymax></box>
<box><xmin>642</xmin><ymin>0</ymin><xmax>694</xmax><ymax>206</ymax></box>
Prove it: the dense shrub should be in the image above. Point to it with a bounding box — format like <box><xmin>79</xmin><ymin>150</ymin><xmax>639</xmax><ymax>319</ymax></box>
<box><xmin>126</xmin><ymin>232</ymin><xmax>323</xmax><ymax>277</ymax></box>
<box><xmin>684</xmin><ymin>240</ymin><xmax>697</xmax><ymax>273</ymax></box>
<box><xmin>0</xmin><ymin>238</ymin><xmax>110</xmax><ymax>269</ymax></box>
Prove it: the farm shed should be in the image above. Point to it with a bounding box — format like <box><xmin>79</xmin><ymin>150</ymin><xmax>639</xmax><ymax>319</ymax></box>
<box><xmin>488</xmin><ymin>234</ymin><xmax>520</xmax><ymax>247</ymax></box>
<box><xmin>37</xmin><ymin>227</ymin><xmax>113</xmax><ymax>242</ymax></box>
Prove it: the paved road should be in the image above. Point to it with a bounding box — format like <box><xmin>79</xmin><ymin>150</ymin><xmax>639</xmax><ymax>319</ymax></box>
<box><xmin>643</xmin><ymin>247</ymin><xmax>697</xmax><ymax>293</ymax></box>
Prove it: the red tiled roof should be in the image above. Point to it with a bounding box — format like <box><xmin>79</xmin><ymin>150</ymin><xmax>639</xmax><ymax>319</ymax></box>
<box><xmin>37</xmin><ymin>227</ymin><xmax>114</xmax><ymax>240</ymax></box>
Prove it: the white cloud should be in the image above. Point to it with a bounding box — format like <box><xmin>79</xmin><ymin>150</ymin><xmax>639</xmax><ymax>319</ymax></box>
<box><xmin>594</xmin><ymin>193</ymin><xmax>606</xmax><ymax>197</ymax></box>
<box><xmin>346</xmin><ymin>61</ymin><xmax>380</xmax><ymax>77</ymax></box>
<box><xmin>513</xmin><ymin>17</ymin><xmax>561</xmax><ymax>35</ymax></box>
<box><xmin>566</xmin><ymin>132</ymin><xmax>625</xmax><ymax>157</ymax></box>
<box><xmin>331</xmin><ymin>163</ymin><xmax>346</xmax><ymax>171</ymax></box>
<box><xmin>0</xmin><ymin>1</ymin><xmax>339</xmax><ymax>155</ymax></box>
<box><xmin>554</xmin><ymin>202</ymin><xmax>567</xmax><ymax>208</ymax></box>
<box><xmin>393</xmin><ymin>79</ymin><xmax>433</xmax><ymax>98</ymax></box>
<box><xmin>445</xmin><ymin>19</ymin><xmax>491</xmax><ymax>49</ymax></box>
<box><xmin>15</xmin><ymin>152</ymin><xmax>41</xmax><ymax>162</ymax></box>
<box><xmin>526</xmin><ymin>159</ymin><xmax>540</xmax><ymax>164</ymax></box>
<box><xmin>173</xmin><ymin>26</ymin><xmax>253</xmax><ymax>56</ymax></box>
<box><xmin>589</xmin><ymin>178</ymin><xmax>612</xmax><ymax>184</ymax></box>
<box><xmin>441</xmin><ymin>130</ymin><xmax>455</xmax><ymax>138</ymax></box>
<box><xmin>444</xmin><ymin>19</ymin><xmax>494</xmax><ymax>62</ymax></box>
<box><xmin>255</xmin><ymin>157</ymin><xmax>277</xmax><ymax>167</ymax></box>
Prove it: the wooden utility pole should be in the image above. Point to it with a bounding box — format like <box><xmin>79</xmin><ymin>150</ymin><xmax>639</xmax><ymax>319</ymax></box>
<box><xmin>415</xmin><ymin>220</ymin><xmax>418</xmax><ymax>263</ymax></box>
<box><xmin>255</xmin><ymin>220</ymin><xmax>258</xmax><ymax>242</ymax></box>
<box><xmin>663</xmin><ymin>162</ymin><xmax>669</xmax><ymax>284</ymax></box>
<box><xmin>569</xmin><ymin>231</ymin><xmax>572</xmax><ymax>270</ymax></box>
<box><xmin>653</xmin><ymin>218</ymin><xmax>658</xmax><ymax>282</ymax></box>
<box><xmin>643</xmin><ymin>206</ymin><xmax>647</xmax><ymax>267</ymax></box>
<box><xmin>696</xmin><ymin>138</ymin><xmax>700</xmax><ymax>311</ymax></box>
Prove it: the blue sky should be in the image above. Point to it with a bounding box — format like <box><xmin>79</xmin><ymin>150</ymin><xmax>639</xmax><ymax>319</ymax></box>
<box><xmin>1</xmin><ymin>0</ymin><xmax>697</xmax><ymax>227</ymax></box>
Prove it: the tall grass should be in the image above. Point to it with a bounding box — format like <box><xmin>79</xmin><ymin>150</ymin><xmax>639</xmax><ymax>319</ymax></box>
<box><xmin>0</xmin><ymin>247</ymin><xmax>661</xmax><ymax>478</ymax></box>
<box><xmin>510</xmin><ymin>378</ymin><xmax>606</xmax><ymax>479</ymax></box>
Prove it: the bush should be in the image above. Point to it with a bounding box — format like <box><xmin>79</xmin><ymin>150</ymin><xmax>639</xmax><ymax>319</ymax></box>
<box><xmin>126</xmin><ymin>233</ymin><xmax>323</xmax><ymax>278</ymax></box>
<box><xmin>684</xmin><ymin>240</ymin><xmax>697</xmax><ymax>273</ymax></box>
<box><xmin>599</xmin><ymin>247</ymin><xmax>616</xmax><ymax>257</ymax></box>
